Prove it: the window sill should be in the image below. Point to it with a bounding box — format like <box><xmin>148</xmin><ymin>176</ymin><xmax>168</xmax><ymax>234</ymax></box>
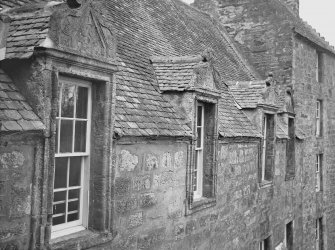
<box><xmin>50</xmin><ymin>230</ymin><xmax>115</xmax><ymax>250</ymax></box>
<box><xmin>259</xmin><ymin>180</ymin><xmax>273</xmax><ymax>188</ymax></box>
<box><xmin>186</xmin><ymin>197</ymin><xmax>216</xmax><ymax>215</ymax></box>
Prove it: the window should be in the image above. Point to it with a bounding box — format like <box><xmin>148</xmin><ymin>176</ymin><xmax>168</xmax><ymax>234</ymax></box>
<box><xmin>285</xmin><ymin>221</ymin><xmax>294</xmax><ymax>250</ymax></box>
<box><xmin>53</xmin><ymin>77</ymin><xmax>91</xmax><ymax>238</ymax></box>
<box><xmin>191</xmin><ymin>101</ymin><xmax>216</xmax><ymax>202</ymax></box>
<box><xmin>316</xmin><ymin>52</ymin><xmax>323</xmax><ymax>83</ymax></box>
<box><xmin>316</xmin><ymin>217</ymin><xmax>323</xmax><ymax>250</ymax></box>
<box><xmin>194</xmin><ymin>103</ymin><xmax>204</xmax><ymax>199</ymax></box>
<box><xmin>261</xmin><ymin>113</ymin><xmax>275</xmax><ymax>182</ymax></box>
<box><xmin>316</xmin><ymin>100</ymin><xmax>323</xmax><ymax>137</ymax></box>
<box><xmin>316</xmin><ymin>154</ymin><xmax>323</xmax><ymax>192</ymax></box>
<box><xmin>286</xmin><ymin>117</ymin><xmax>295</xmax><ymax>179</ymax></box>
<box><xmin>259</xmin><ymin>236</ymin><xmax>271</xmax><ymax>250</ymax></box>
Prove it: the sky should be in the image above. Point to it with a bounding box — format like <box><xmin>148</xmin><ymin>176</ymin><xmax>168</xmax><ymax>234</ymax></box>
<box><xmin>181</xmin><ymin>0</ymin><xmax>335</xmax><ymax>47</ymax></box>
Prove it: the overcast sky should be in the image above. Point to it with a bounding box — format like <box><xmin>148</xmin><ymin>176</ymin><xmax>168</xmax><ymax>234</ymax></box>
<box><xmin>181</xmin><ymin>0</ymin><xmax>335</xmax><ymax>47</ymax></box>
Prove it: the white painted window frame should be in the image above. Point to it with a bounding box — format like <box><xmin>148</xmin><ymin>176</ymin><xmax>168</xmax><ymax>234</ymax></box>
<box><xmin>194</xmin><ymin>102</ymin><xmax>204</xmax><ymax>200</ymax></box>
<box><xmin>261</xmin><ymin>115</ymin><xmax>268</xmax><ymax>182</ymax></box>
<box><xmin>316</xmin><ymin>154</ymin><xmax>322</xmax><ymax>192</ymax></box>
<box><xmin>316</xmin><ymin>100</ymin><xmax>321</xmax><ymax>137</ymax></box>
<box><xmin>52</xmin><ymin>76</ymin><xmax>92</xmax><ymax>239</ymax></box>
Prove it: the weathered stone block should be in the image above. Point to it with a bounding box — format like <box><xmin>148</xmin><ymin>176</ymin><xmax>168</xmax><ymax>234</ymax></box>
<box><xmin>128</xmin><ymin>212</ymin><xmax>143</xmax><ymax>228</ymax></box>
<box><xmin>145</xmin><ymin>154</ymin><xmax>158</xmax><ymax>171</ymax></box>
<box><xmin>114</xmin><ymin>177</ymin><xmax>131</xmax><ymax>196</ymax></box>
<box><xmin>174</xmin><ymin>151</ymin><xmax>184</xmax><ymax>169</ymax></box>
<box><xmin>133</xmin><ymin>175</ymin><xmax>151</xmax><ymax>191</ymax></box>
<box><xmin>161</xmin><ymin>152</ymin><xmax>172</xmax><ymax>170</ymax></box>
<box><xmin>137</xmin><ymin>228</ymin><xmax>165</xmax><ymax>250</ymax></box>
<box><xmin>119</xmin><ymin>150</ymin><xmax>138</xmax><ymax>172</ymax></box>
<box><xmin>0</xmin><ymin>151</ymin><xmax>25</xmax><ymax>169</ymax></box>
<box><xmin>185</xmin><ymin>220</ymin><xmax>196</xmax><ymax>235</ymax></box>
<box><xmin>175</xmin><ymin>224</ymin><xmax>184</xmax><ymax>239</ymax></box>
<box><xmin>116</xmin><ymin>197</ymin><xmax>137</xmax><ymax>215</ymax></box>
<box><xmin>140</xmin><ymin>193</ymin><xmax>156</xmax><ymax>208</ymax></box>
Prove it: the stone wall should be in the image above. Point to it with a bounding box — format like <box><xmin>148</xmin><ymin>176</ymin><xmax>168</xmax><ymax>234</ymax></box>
<box><xmin>105</xmin><ymin>138</ymin><xmax>304</xmax><ymax>250</ymax></box>
<box><xmin>0</xmin><ymin>133</ymin><xmax>43</xmax><ymax>250</ymax></box>
<box><xmin>193</xmin><ymin>0</ymin><xmax>294</xmax><ymax>84</ymax></box>
<box><xmin>293</xmin><ymin>36</ymin><xmax>335</xmax><ymax>249</ymax></box>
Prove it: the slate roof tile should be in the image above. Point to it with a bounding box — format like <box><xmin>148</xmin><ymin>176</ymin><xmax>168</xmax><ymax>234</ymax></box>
<box><xmin>0</xmin><ymin>68</ymin><xmax>45</xmax><ymax>132</ymax></box>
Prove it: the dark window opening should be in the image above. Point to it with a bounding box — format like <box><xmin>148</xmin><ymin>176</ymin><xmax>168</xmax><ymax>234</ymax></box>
<box><xmin>286</xmin><ymin>117</ymin><xmax>295</xmax><ymax>179</ymax></box>
<box><xmin>317</xmin><ymin>52</ymin><xmax>323</xmax><ymax>83</ymax></box>
<box><xmin>286</xmin><ymin>221</ymin><xmax>293</xmax><ymax>250</ymax></box>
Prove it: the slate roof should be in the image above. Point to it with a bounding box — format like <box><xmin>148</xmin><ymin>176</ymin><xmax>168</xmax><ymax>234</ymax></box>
<box><xmin>0</xmin><ymin>0</ymin><xmax>45</xmax><ymax>9</ymax></box>
<box><xmin>228</xmin><ymin>81</ymin><xmax>265</xmax><ymax>109</ymax></box>
<box><xmin>151</xmin><ymin>55</ymin><xmax>200</xmax><ymax>92</ymax></box>
<box><xmin>0</xmin><ymin>0</ymin><xmax>259</xmax><ymax>138</ymax></box>
<box><xmin>219</xmin><ymin>86</ymin><xmax>261</xmax><ymax>138</ymax></box>
<box><xmin>0</xmin><ymin>68</ymin><xmax>45</xmax><ymax>132</ymax></box>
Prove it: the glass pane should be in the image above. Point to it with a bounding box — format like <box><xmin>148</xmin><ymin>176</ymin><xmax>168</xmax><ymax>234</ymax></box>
<box><xmin>53</xmin><ymin>202</ymin><xmax>66</xmax><ymax>215</ymax></box>
<box><xmin>54</xmin><ymin>191</ymin><xmax>66</xmax><ymax>202</ymax></box>
<box><xmin>54</xmin><ymin>158</ymin><xmax>68</xmax><ymax>189</ymax></box>
<box><xmin>57</xmin><ymin>83</ymin><xmax>61</xmax><ymax>117</ymax></box>
<box><xmin>197</xmin><ymin>127</ymin><xmax>202</xmax><ymax>148</ymax></box>
<box><xmin>69</xmin><ymin>157</ymin><xmax>81</xmax><ymax>187</ymax></box>
<box><xmin>61</xmin><ymin>84</ymin><xmax>75</xmax><ymax>118</ymax></box>
<box><xmin>76</xmin><ymin>87</ymin><xmax>88</xmax><ymax>118</ymax></box>
<box><xmin>69</xmin><ymin>189</ymin><xmax>80</xmax><ymax>199</ymax></box>
<box><xmin>60</xmin><ymin>120</ymin><xmax>73</xmax><ymax>153</ymax></box>
<box><xmin>55</xmin><ymin>119</ymin><xmax>59</xmax><ymax>154</ymax></box>
<box><xmin>68</xmin><ymin>200</ymin><xmax>79</xmax><ymax>212</ymax></box>
<box><xmin>53</xmin><ymin>215</ymin><xmax>65</xmax><ymax>225</ymax></box>
<box><xmin>68</xmin><ymin>213</ymin><xmax>79</xmax><ymax>222</ymax></box>
<box><xmin>197</xmin><ymin>106</ymin><xmax>202</xmax><ymax>126</ymax></box>
<box><xmin>74</xmin><ymin>121</ymin><xmax>87</xmax><ymax>152</ymax></box>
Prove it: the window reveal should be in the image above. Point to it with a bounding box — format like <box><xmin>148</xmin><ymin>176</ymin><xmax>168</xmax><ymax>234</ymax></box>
<box><xmin>316</xmin><ymin>154</ymin><xmax>323</xmax><ymax>192</ymax></box>
<box><xmin>286</xmin><ymin>117</ymin><xmax>295</xmax><ymax>179</ymax></box>
<box><xmin>316</xmin><ymin>100</ymin><xmax>322</xmax><ymax>137</ymax></box>
<box><xmin>261</xmin><ymin>113</ymin><xmax>275</xmax><ymax>182</ymax></box>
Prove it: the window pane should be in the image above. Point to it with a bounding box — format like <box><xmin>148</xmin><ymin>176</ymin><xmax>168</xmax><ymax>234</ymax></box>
<box><xmin>74</xmin><ymin>121</ymin><xmax>87</xmax><ymax>152</ymax></box>
<box><xmin>197</xmin><ymin>127</ymin><xmax>202</xmax><ymax>148</ymax></box>
<box><xmin>61</xmin><ymin>84</ymin><xmax>75</xmax><ymax>118</ymax></box>
<box><xmin>60</xmin><ymin>120</ymin><xmax>74</xmax><ymax>153</ymax></box>
<box><xmin>53</xmin><ymin>202</ymin><xmax>66</xmax><ymax>215</ymax></box>
<box><xmin>54</xmin><ymin>158</ymin><xmax>68</xmax><ymax>189</ymax></box>
<box><xmin>76</xmin><ymin>87</ymin><xmax>88</xmax><ymax>118</ymax></box>
<box><xmin>54</xmin><ymin>191</ymin><xmax>66</xmax><ymax>202</ymax></box>
<box><xmin>197</xmin><ymin>106</ymin><xmax>202</xmax><ymax>126</ymax></box>
<box><xmin>68</xmin><ymin>200</ymin><xmax>79</xmax><ymax>212</ymax></box>
<box><xmin>55</xmin><ymin>118</ymin><xmax>59</xmax><ymax>154</ymax></box>
<box><xmin>69</xmin><ymin>157</ymin><xmax>81</xmax><ymax>187</ymax></box>
<box><xmin>68</xmin><ymin>213</ymin><xmax>79</xmax><ymax>222</ymax></box>
<box><xmin>53</xmin><ymin>215</ymin><xmax>65</xmax><ymax>226</ymax></box>
<box><xmin>69</xmin><ymin>189</ymin><xmax>80</xmax><ymax>199</ymax></box>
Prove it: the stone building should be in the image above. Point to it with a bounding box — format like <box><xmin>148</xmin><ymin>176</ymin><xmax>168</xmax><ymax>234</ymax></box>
<box><xmin>193</xmin><ymin>0</ymin><xmax>335</xmax><ymax>249</ymax></box>
<box><xmin>0</xmin><ymin>0</ymin><xmax>333</xmax><ymax>250</ymax></box>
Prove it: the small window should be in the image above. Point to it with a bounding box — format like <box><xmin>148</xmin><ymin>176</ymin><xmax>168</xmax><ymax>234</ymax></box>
<box><xmin>316</xmin><ymin>217</ymin><xmax>324</xmax><ymax>250</ymax></box>
<box><xmin>316</xmin><ymin>154</ymin><xmax>323</xmax><ymax>192</ymax></box>
<box><xmin>192</xmin><ymin>101</ymin><xmax>215</xmax><ymax>200</ymax></box>
<box><xmin>286</xmin><ymin>117</ymin><xmax>295</xmax><ymax>179</ymax></box>
<box><xmin>316</xmin><ymin>52</ymin><xmax>323</xmax><ymax>83</ymax></box>
<box><xmin>53</xmin><ymin>77</ymin><xmax>91</xmax><ymax>238</ymax></box>
<box><xmin>316</xmin><ymin>100</ymin><xmax>323</xmax><ymax>137</ymax></box>
<box><xmin>261</xmin><ymin>113</ymin><xmax>275</xmax><ymax>182</ymax></box>
<box><xmin>260</xmin><ymin>236</ymin><xmax>271</xmax><ymax>250</ymax></box>
<box><xmin>285</xmin><ymin>221</ymin><xmax>294</xmax><ymax>250</ymax></box>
